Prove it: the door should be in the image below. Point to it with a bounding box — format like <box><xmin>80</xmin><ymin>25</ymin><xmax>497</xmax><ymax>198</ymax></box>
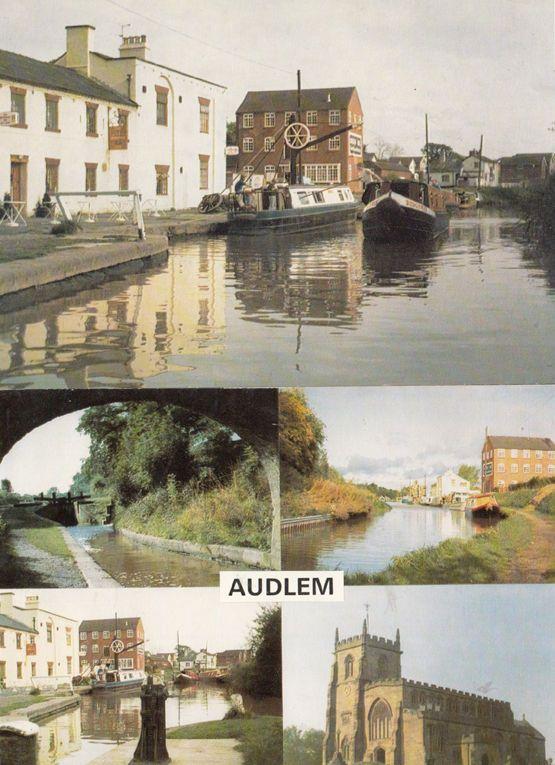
<box><xmin>10</xmin><ymin>160</ymin><xmax>27</xmax><ymax>215</ymax></box>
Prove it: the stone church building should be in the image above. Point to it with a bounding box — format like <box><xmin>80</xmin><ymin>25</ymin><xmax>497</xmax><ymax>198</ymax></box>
<box><xmin>324</xmin><ymin>620</ymin><xmax>546</xmax><ymax>765</ymax></box>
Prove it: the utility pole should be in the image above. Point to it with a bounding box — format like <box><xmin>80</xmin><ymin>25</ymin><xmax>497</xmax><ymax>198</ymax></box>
<box><xmin>425</xmin><ymin>113</ymin><xmax>430</xmax><ymax>184</ymax></box>
<box><xmin>296</xmin><ymin>69</ymin><xmax>302</xmax><ymax>184</ymax></box>
<box><xmin>477</xmin><ymin>134</ymin><xmax>484</xmax><ymax>191</ymax></box>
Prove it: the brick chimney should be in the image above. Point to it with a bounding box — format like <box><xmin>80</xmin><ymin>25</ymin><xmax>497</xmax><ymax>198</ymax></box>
<box><xmin>65</xmin><ymin>25</ymin><xmax>95</xmax><ymax>77</ymax></box>
<box><xmin>25</xmin><ymin>595</ymin><xmax>39</xmax><ymax>610</ymax></box>
<box><xmin>119</xmin><ymin>34</ymin><xmax>149</xmax><ymax>60</ymax></box>
<box><xmin>0</xmin><ymin>592</ymin><xmax>15</xmax><ymax>616</ymax></box>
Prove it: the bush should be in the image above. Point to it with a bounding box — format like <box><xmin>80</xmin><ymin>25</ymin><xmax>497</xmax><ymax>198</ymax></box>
<box><xmin>29</xmin><ymin>687</ymin><xmax>41</xmax><ymax>696</ymax></box>
<box><xmin>494</xmin><ymin>488</ymin><xmax>536</xmax><ymax>508</ymax></box>
<box><xmin>51</xmin><ymin>220</ymin><xmax>81</xmax><ymax>235</ymax></box>
<box><xmin>536</xmin><ymin>492</ymin><xmax>555</xmax><ymax>515</ymax></box>
<box><xmin>284</xmin><ymin>727</ymin><xmax>325</xmax><ymax>765</ymax></box>
<box><xmin>282</xmin><ymin>478</ymin><xmax>389</xmax><ymax>520</ymax></box>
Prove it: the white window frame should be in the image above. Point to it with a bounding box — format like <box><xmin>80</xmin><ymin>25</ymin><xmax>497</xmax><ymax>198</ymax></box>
<box><xmin>264</xmin><ymin>112</ymin><xmax>275</xmax><ymax>128</ymax></box>
<box><xmin>103</xmin><ymin>631</ymin><xmax>110</xmax><ymax>639</ymax></box>
<box><xmin>307</xmin><ymin>134</ymin><xmax>318</xmax><ymax>151</ymax></box>
<box><xmin>510</xmin><ymin>464</ymin><xmax>518</xmax><ymax>473</ymax></box>
<box><xmin>329</xmin><ymin>109</ymin><xmax>341</xmax><ymax>126</ymax></box>
<box><xmin>264</xmin><ymin>165</ymin><xmax>276</xmax><ymax>177</ymax></box>
<box><xmin>242</xmin><ymin>113</ymin><xmax>253</xmax><ymax>129</ymax></box>
<box><xmin>92</xmin><ymin>631</ymin><xmax>98</xmax><ymax>639</ymax></box>
<box><xmin>306</xmin><ymin>110</ymin><xmax>318</xmax><ymax>126</ymax></box>
<box><xmin>243</xmin><ymin>137</ymin><xmax>254</xmax><ymax>153</ymax></box>
<box><xmin>523</xmin><ymin>464</ymin><xmax>530</xmax><ymax>473</ymax></box>
<box><xmin>497</xmin><ymin>464</ymin><xmax>505</xmax><ymax>473</ymax></box>
<box><xmin>497</xmin><ymin>449</ymin><xmax>505</xmax><ymax>457</ymax></box>
<box><xmin>284</xmin><ymin>111</ymin><xmax>296</xmax><ymax>125</ymax></box>
<box><xmin>80</xmin><ymin>632</ymin><xmax>87</xmax><ymax>640</ymax></box>
<box><xmin>302</xmin><ymin>163</ymin><xmax>341</xmax><ymax>184</ymax></box>
<box><xmin>242</xmin><ymin>165</ymin><xmax>254</xmax><ymax>175</ymax></box>
<box><xmin>329</xmin><ymin>135</ymin><xmax>341</xmax><ymax>151</ymax></box>
<box><xmin>523</xmin><ymin>450</ymin><xmax>530</xmax><ymax>458</ymax></box>
<box><xmin>511</xmin><ymin>449</ymin><xmax>518</xmax><ymax>458</ymax></box>
<box><xmin>535</xmin><ymin>464</ymin><xmax>543</xmax><ymax>473</ymax></box>
<box><xmin>264</xmin><ymin>136</ymin><xmax>275</xmax><ymax>152</ymax></box>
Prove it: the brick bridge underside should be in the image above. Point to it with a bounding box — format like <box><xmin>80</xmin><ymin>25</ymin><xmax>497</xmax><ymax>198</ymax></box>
<box><xmin>0</xmin><ymin>389</ymin><xmax>280</xmax><ymax>567</ymax></box>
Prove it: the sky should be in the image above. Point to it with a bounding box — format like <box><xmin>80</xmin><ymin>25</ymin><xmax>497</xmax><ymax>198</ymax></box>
<box><xmin>283</xmin><ymin>584</ymin><xmax>555</xmax><ymax>759</ymax></box>
<box><xmin>8</xmin><ymin>587</ymin><xmax>262</xmax><ymax>654</ymax></box>
<box><xmin>0</xmin><ymin>409</ymin><xmax>90</xmax><ymax>495</ymax></box>
<box><xmin>305</xmin><ymin>385</ymin><xmax>555</xmax><ymax>489</ymax></box>
<box><xmin>0</xmin><ymin>0</ymin><xmax>554</xmax><ymax>157</ymax></box>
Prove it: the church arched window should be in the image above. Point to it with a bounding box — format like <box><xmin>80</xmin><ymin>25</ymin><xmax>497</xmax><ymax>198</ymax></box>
<box><xmin>374</xmin><ymin>746</ymin><xmax>386</xmax><ymax>763</ymax></box>
<box><xmin>344</xmin><ymin>654</ymin><xmax>354</xmax><ymax>679</ymax></box>
<box><xmin>377</xmin><ymin>655</ymin><xmax>388</xmax><ymax>677</ymax></box>
<box><xmin>341</xmin><ymin>736</ymin><xmax>351</xmax><ymax>760</ymax></box>
<box><xmin>369</xmin><ymin>699</ymin><xmax>393</xmax><ymax>740</ymax></box>
<box><xmin>482</xmin><ymin>754</ymin><xmax>490</xmax><ymax>765</ymax></box>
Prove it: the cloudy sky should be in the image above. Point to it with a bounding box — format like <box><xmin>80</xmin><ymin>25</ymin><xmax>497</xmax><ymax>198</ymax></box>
<box><xmin>283</xmin><ymin>585</ymin><xmax>555</xmax><ymax>759</ymax></box>
<box><xmin>0</xmin><ymin>410</ymin><xmax>90</xmax><ymax>494</ymax></box>
<box><xmin>10</xmin><ymin>588</ymin><xmax>262</xmax><ymax>654</ymax></box>
<box><xmin>0</xmin><ymin>0</ymin><xmax>553</xmax><ymax>157</ymax></box>
<box><xmin>305</xmin><ymin>385</ymin><xmax>555</xmax><ymax>489</ymax></box>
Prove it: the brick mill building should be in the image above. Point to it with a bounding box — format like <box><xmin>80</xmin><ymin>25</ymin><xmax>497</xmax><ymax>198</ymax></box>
<box><xmin>324</xmin><ymin>620</ymin><xmax>546</xmax><ymax>765</ymax></box>
<box><xmin>79</xmin><ymin>617</ymin><xmax>145</xmax><ymax>672</ymax></box>
<box><xmin>234</xmin><ymin>87</ymin><xmax>363</xmax><ymax>187</ymax></box>
<box><xmin>481</xmin><ymin>435</ymin><xmax>555</xmax><ymax>492</ymax></box>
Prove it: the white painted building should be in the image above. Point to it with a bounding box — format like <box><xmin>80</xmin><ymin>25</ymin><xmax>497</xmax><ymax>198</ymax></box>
<box><xmin>0</xmin><ymin>24</ymin><xmax>227</xmax><ymax>214</ymax></box>
<box><xmin>460</xmin><ymin>150</ymin><xmax>500</xmax><ymax>187</ymax></box>
<box><xmin>430</xmin><ymin>470</ymin><xmax>471</xmax><ymax>501</ymax></box>
<box><xmin>195</xmin><ymin>649</ymin><xmax>217</xmax><ymax>670</ymax></box>
<box><xmin>0</xmin><ymin>592</ymin><xmax>78</xmax><ymax>689</ymax></box>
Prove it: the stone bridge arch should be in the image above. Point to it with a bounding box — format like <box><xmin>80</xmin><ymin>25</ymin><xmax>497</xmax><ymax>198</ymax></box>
<box><xmin>0</xmin><ymin>389</ymin><xmax>280</xmax><ymax>567</ymax></box>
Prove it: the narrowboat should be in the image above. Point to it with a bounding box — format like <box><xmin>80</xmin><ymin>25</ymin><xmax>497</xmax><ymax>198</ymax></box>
<box><xmin>361</xmin><ymin>179</ymin><xmax>449</xmax><ymax>242</ymax></box>
<box><xmin>228</xmin><ymin>183</ymin><xmax>360</xmax><ymax>236</ymax></box>
<box><xmin>463</xmin><ymin>493</ymin><xmax>501</xmax><ymax>517</ymax></box>
<box><xmin>91</xmin><ymin>666</ymin><xmax>146</xmax><ymax>693</ymax></box>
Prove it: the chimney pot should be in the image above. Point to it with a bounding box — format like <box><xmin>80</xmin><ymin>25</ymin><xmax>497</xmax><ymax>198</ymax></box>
<box><xmin>119</xmin><ymin>34</ymin><xmax>150</xmax><ymax>60</ymax></box>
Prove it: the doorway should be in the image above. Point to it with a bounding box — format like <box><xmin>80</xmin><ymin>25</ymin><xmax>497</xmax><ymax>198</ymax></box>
<box><xmin>10</xmin><ymin>157</ymin><xmax>28</xmax><ymax>215</ymax></box>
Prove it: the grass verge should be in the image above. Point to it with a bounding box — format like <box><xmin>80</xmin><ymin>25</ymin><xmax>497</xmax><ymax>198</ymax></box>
<box><xmin>282</xmin><ymin>478</ymin><xmax>390</xmax><ymax>520</ymax></box>
<box><xmin>168</xmin><ymin>716</ymin><xmax>282</xmax><ymax>765</ymax></box>
<box><xmin>21</xmin><ymin>526</ymin><xmax>73</xmax><ymax>559</ymax></box>
<box><xmin>0</xmin><ymin>695</ymin><xmax>50</xmax><ymax>713</ymax></box>
<box><xmin>345</xmin><ymin>512</ymin><xmax>533</xmax><ymax>585</ymax></box>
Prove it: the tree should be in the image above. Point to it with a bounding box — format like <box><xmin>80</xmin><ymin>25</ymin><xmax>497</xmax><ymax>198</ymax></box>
<box><xmin>0</xmin><ymin>478</ymin><xmax>13</xmax><ymax>495</ymax></box>
<box><xmin>458</xmin><ymin>464</ymin><xmax>480</xmax><ymax>486</ymax></box>
<box><xmin>422</xmin><ymin>143</ymin><xmax>462</xmax><ymax>163</ymax></box>
<box><xmin>370</xmin><ymin>136</ymin><xmax>405</xmax><ymax>159</ymax></box>
<box><xmin>226</xmin><ymin>120</ymin><xmax>237</xmax><ymax>146</ymax></box>
<box><xmin>279</xmin><ymin>390</ymin><xmax>325</xmax><ymax>479</ymax></box>
<box><xmin>284</xmin><ymin>727</ymin><xmax>325</xmax><ymax>765</ymax></box>
<box><xmin>231</xmin><ymin>606</ymin><xmax>281</xmax><ymax>698</ymax></box>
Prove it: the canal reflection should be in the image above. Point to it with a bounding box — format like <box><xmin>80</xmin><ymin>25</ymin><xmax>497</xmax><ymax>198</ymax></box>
<box><xmin>67</xmin><ymin>525</ymin><xmax>242</xmax><ymax>587</ymax></box>
<box><xmin>39</xmin><ymin>684</ymin><xmax>233</xmax><ymax>764</ymax></box>
<box><xmin>282</xmin><ymin>502</ymin><xmax>499</xmax><ymax>574</ymax></box>
<box><xmin>1</xmin><ymin>213</ymin><xmax>554</xmax><ymax>387</ymax></box>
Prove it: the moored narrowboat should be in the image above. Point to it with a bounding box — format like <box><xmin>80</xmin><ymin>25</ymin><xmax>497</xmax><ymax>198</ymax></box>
<box><xmin>91</xmin><ymin>666</ymin><xmax>146</xmax><ymax>693</ymax></box>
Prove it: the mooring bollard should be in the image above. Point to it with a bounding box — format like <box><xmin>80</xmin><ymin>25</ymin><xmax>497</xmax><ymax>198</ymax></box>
<box><xmin>130</xmin><ymin>676</ymin><xmax>170</xmax><ymax>763</ymax></box>
<box><xmin>0</xmin><ymin>720</ymin><xmax>40</xmax><ymax>765</ymax></box>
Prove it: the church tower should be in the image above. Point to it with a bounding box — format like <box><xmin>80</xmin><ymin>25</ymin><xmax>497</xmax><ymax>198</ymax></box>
<box><xmin>323</xmin><ymin>619</ymin><xmax>402</xmax><ymax>765</ymax></box>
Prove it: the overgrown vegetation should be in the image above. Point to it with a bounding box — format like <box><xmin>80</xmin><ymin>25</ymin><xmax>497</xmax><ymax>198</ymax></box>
<box><xmin>0</xmin><ymin>695</ymin><xmax>50</xmax><ymax>713</ymax></box>
<box><xmin>346</xmin><ymin>513</ymin><xmax>533</xmax><ymax>585</ymax></box>
<box><xmin>284</xmin><ymin>727</ymin><xmax>325</xmax><ymax>765</ymax></box>
<box><xmin>168</xmin><ymin>716</ymin><xmax>283</xmax><ymax>765</ymax></box>
<box><xmin>494</xmin><ymin>488</ymin><xmax>536</xmax><ymax>508</ymax></box>
<box><xmin>537</xmin><ymin>492</ymin><xmax>555</xmax><ymax>516</ymax></box>
<box><xmin>231</xmin><ymin>606</ymin><xmax>281</xmax><ymax>699</ymax></box>
<box><xmin>73</xmin><ymin>403</ymin><xmax>272</xmax><ymax>550</ymax></box>
<box><xmin>280</xmin><ymin>390</ymin><xmax>390</xmax><ymax>520</ymax></box>
<box><xmin>480</xmin><ymin>178</ymin><xmax>555</xmax><ymax>246</ymax></box>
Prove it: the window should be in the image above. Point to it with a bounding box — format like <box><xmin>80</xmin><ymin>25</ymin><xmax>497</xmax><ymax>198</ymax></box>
<box><xmin>119</xmin><ymin>164</ymin><xmax>129</xmax><ymax>191</ymax></box>
<box><xmin>31</xmin><ymin>663</ymin><xmax>36</xmax><ymax>677</ymax></box>
<box><xmin>369</xmin><ymin>699</ymin><xmax>392</xmax><ymax>740</ymax></box>
<box><xmin>80</xmin><ymin>645</ymin><xmax>86</xmax><ymax>654</ymax></box>
<box><xmin>329</xmin><ymin>135</ymin><xmax>341</xmax><ymax>151</ymax></box>
<box><xmin>303</xmin><ymin>164</ymin><xmax>340</xmax><ymax>183</ymax></box>
<box><xmin>536</xmin><ymin>450</ymin><xmax>543</xmax><ymax>458</ymax></box>
<box><xmin>80</xmin><ymin>632</ymin><xmax>87</xmax><ymax>640</ymax></box>
<box><xmin>45</xmin><ymin>95</ymin><xmax>59</xmax><ymax>131</ymax></box>
<box><xmin>103</xmin><ymin>631</ymin><xmax>110</xmax><ymax>639</ymax></box>
<box><xmin>307</xmin><ymin>135</ymin><xmax>317</xmax><ymax>151</ymax></box>
<box><xmin>66</xmin><ymin>657</ymin><xmax>72</xmax><ymax>674</ymax></box>
<box><xmin>511</xmin><ymin>449</ymin><xmax>518</xmax><ymax>457</ymax></box>
<box><xmin>10</xmin><ymin>88</ymin><xmax>26</xmax><ymax>126</ymax></box>
<box><xmin>16</xmin><ymin>633</ymin><xmax>22</xmax><ymax>649</ymax></box>
<box><xmin>497</xmin><ymin>449</ymin><xmax>505</xmax><ymax>457</ymax></box>
<box><xmin>0</xmin><ymin>631</ymin><xmax>4</xmax><ymax>648</ymax></box>
<box><xmin>549</xmin><ymin>464</ymin><xmax>555</xmax><ymax>474</ymax></box>
<box><xmin>16</xmin><ymin>662</ymin><xmax>23</xmax><ymax>679</ymax></box>
<box><xmin>243</xmin><ymin>137</ymin><xmax>254</xmax><ymax>153</ymax></box>
<box><xmin>497</xmin><ymin>464</ymin><xmax>505</xmax><ymax>473</ymax></box>
<box><xmin>535</xmin><ymin>464</ymin><xmax>543</xmax><ymax>473</ymax></box>
<box><xmin>498</xmin><ymin>480</ymin><xmax>505</xmax><ymax>488</ymax></box>
<box><xmin>156</xmin><ymin>165</ymin><xmax>169</xmax><ymax>195</ymax></box>
<box><xmin>264</xmin><ymin>165</ymin><xmax>276</xmax><ymax>178</ymax></box>
<box><xmin>45</xmin><ymin>159</ymin><xmax>60</xmax><ymax>193</ymax></box>
<box><xmin>510</xmin><ymin>464</ymin><xmax>518</xmax><ymax>473</ymax></box>
<box><xmin>66</xmin><ymin>627</ymin><xmax>72</xmax><ymax>646</ymax></box>
<box><xmin>199</xmin><ymin>98</ymin><xmax>210</xmax><ymax>133</ymax></box>
<box><xmin>156</xmin><ymin>86</ymin><xmax>168</xmax><ymax>126</ymax></box>
<box><xmin>120</xmin><ymin>658</ymin><xmax>134</xmax><ymax>669</ymax></box>
<box><xmin>523</xmin><ymin>450</ymin><xmax>530</xmax><ymax>458</ymax></box>
<box><xmin>284</xmin><ymin>111</ymin><xmax>295</xmax><ymax>125</ymax></box>
<box><xmin>0</xmin><ymin>662</ymin><xmax>6</xmax><ymax>680</ymax></box>
<box><xmin>442</xmin><ymin>174</ymin><xmax>450</xmax><ymax>182</ymax></box>
<box><xmin>126</xmin><ymin>629</ymin><xmax>134</xmax><ymax>638</ymax></box>
<box><xmin>92</xmin><ymin>644</ymin><xmax>99</xmax><ymax>653</ymax></box>
<box><xmin>329</xmin><ymin>109</ymin><xmax>340</xmax><ymax>125</ymax></box>
<box><xmin>306</xmin><ymin>110</ymin><xmax>318</xmax><ymax>126</ymax></box>
<box><xmin>549</xmin><ymin>451</ymin><xmax>555</xmax><ymax>459</ymax></box>
<box><xmin>86</xmin><ymin>103</ymin><xmax>98</xmax><ymax>136</ymax></box>
<box><xmin>103</xmin><ymin>646</ymin><xmax>110</xmax><ymax>657</ymax></box>
<box><xmin>47</xmin><ymin>662</ymin><xmax>54</xmax><ymax>677</ymax></box>
<box><xmin>242</xmin><ymin>113</ymin><xmax>254</xmax><ymax>129</ymax></box>
<box><xmin>199</xmin><ymin>155</ymin><xmax>209</xmax><ymax>190</ymax></box>
<box><xmin>85</xmin><ymin>163</ymin><xmax>97</xmax><ymax>192</ymax></box>
<box><xmin>264</xmin><ymin>137</ymin><xmax>275</xmax><ymax>152</ymax></box>
<box><xmin>264</xmin><ymin>112</ymin><xmax>275</xmax><ymax>128</ymax></box>
<box><xmin>344</xmin><ymin>654</ymin><xmax>354</xmax><ymax>678</ymax></box>
<box><xmin>523</xmin><ymin>464</ymin><xmax>530</xmax><ymax>473</ymax></box>
<box><xmin>242</xmin><ymin>166</ymin><xmax>254</xmax><ymax>176</ymax></box>
<box><xmin>47</xmin><ymin>623</ymin><xmax>53</xmax><ymax>643</ymax></box>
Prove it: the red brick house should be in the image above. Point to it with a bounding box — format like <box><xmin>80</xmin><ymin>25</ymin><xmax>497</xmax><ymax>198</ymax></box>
<box><xmin>499</xmin><ymin>153</ymin><xmax>554</xmax><ymax>187</ymax></box>
<box><xmin>216</xmin><ymin>648</ymin><xmax>251</xmax><ymax>668</ymax></box>
<box><xmin>235</xmin><ymin>87</ymin><xmax>363</xmax><ymax>187</ymax></box>
<box><xmin>481</xmin><ymin>435</ymin><xmax>555</xmax><ymax>492</ymax></box>
<box><xmin>79</xmin><ymin>617</ymin><xmax>145</xmax><ymax>672</ymax></box>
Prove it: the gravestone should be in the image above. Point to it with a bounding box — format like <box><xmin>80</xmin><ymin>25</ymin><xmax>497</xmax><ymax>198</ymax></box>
<box><xmin>131</xmin><ymin>676</ymin><xmax>170</xmax><ymax>763</ymax></box>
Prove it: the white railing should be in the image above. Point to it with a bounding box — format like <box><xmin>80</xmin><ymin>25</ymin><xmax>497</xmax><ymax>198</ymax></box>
<box><xmin>53</xmin><ymin>190</ymin><xmax>146</xmax><ymax>240</ymax></box>
<box><xmin>0</xmin><ymin>201</ymin><xmax>27</xmax><ymax>227</ymax></box>
<box><xmin>31</xmin><ymin>675</ymin><xmax>73</xmax><ymax>690</ymax></box>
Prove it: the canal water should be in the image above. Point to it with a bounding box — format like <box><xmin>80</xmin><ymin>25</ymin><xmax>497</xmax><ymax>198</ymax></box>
<box><xmin>67</xmin><ymin>525</ymin><xmax>241</xmax><ymax>587</ymax></box>
<box><xmin>281</xmin><ymin>502</ymin><xmax>497</xmax><ymax>574</ymax></box>
<box><xmin>0</xmin><ymin>213</ymin><xmax>554</xmax><ymax>388</ymax></box>
<box><xmin>37</xmin><ymin>684</ymin><xmax>232</xmax><ymax>764</ymax></box>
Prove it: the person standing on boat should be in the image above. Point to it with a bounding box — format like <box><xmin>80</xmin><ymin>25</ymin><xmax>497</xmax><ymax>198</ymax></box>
<box><xmin>233</xmin><ymin>173</ymin><xmax>247</xmax><ymax>208</ymax></box>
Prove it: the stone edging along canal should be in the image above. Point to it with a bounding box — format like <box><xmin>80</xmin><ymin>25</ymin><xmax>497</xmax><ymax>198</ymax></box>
<box><xmin>117</xmin><ymin>526</ymin><xmax>272</xmax><ymax>568</ymax></box>
<box><xmin>0</xmin><ymin>235</ymin><xmax>169</xmax><ymax>300</ymax></box>
<box><xmin>2</xmin><ymin>694</ymin><xmax>80</xmax><ymax>724</ymax></box>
